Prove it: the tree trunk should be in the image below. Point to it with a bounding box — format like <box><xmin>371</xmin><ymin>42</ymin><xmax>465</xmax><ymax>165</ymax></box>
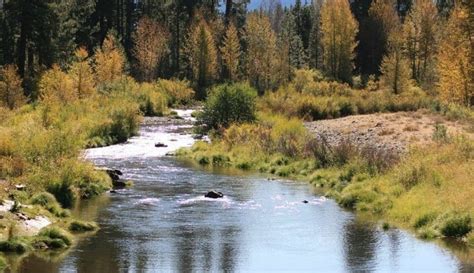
<box><xmin>225</xmin><ymin>0</ymin><xmax>232</xmax><ymax>24</ymax></box>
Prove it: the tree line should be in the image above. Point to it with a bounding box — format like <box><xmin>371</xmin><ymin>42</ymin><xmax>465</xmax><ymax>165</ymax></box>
<box><xmin>0</xmin><ymin>0</ymin><xmax>472</xmax><ymax>106</ymax></box>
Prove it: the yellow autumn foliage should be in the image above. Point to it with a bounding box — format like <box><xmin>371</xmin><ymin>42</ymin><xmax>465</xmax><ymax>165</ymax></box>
<box><xmin>437</xmin><ymin>7</ymin><xmax>473</xmax><ymax>106</ymax></box>
<box><xmin>69</xmin><ymin>47</ymin><xmax>96</xmax><ymax>98</ymax></box>
<box><xmin>95</xmin><ymin>33</ymin><xmax>125</xmax><ymax>85</ymax></box>
<box><xmin>0</xmin><ymin>65</ymin><xmax>26</xmax><ymax>110</ymax></box>
<box><xmin>39</xmin><ymin>65</ymin><xmax>77</xmax><ymax>104</ymax></box>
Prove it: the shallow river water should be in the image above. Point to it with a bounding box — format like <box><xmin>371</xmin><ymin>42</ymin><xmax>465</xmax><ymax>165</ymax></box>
<box><xmin>13</xmin><ymin>110</ymin><xmax>473</xmax><ymax>272</ymax></box>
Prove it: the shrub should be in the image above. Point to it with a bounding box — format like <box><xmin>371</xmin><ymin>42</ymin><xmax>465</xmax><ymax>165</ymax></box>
<box><xmin>156</xmin><ymin>79</ymin><xmax>195</xmax><ymax>106</ymax></box>
<box><xmin>198</xmin><ymin>83</ymin><xmax>257</xmax><ymax>131</ymax></box>
<box><xmin>136</xmin><ymin>82</ymin><xmax>167</xmax><ymax>116</ymax></box>
<box><xmin>39</xmin><ymin>65</ymin><xmax>77</xmax><ymax>104</ymax></box>
<box><xmin>440</xmin><ymin>215</ymin><xmax>472</xmax><ymax>238</ymax></box>
<box><xmin>271</xmin><ymin>117</ymin><xmax>307</xmax><ymax>157</ymax></box>
<box><xmin>108</xmin><ymin>102</ymin><xmax>141</xmax><ymax>143</ymax></box>
<box><xmin>432</xmin><ymin>124</ymin><xmax>449</xmax><ymax>143</ymax></box>
<box><xmin>69</xmin><ymin>220</ymin><xmax>98</xmax><ymax>232</ymax></box>
<box><xmin>293</xmin><ymin>69</ymin><xmax>319</xmax><ymax>92</ymax></box>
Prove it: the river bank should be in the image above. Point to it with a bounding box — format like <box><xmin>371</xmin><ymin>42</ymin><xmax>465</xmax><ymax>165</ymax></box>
<box><xmin>176</xmin><ymin>110</ymin><xmax>474</xmax><ymax>253</ymax></box>
<box><xmin>0</xmin><ymin>109</ymin><xmax>196</xmax><ymax>271</ymax></box>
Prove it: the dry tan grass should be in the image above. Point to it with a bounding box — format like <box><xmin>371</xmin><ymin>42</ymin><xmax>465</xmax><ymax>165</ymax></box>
<box><xmin>403</xmin><ymin>124</ymin><xmax>419</xmax><ymax>132</ymax></box>
<box><xmin>378</xmin><ymin>128</ymin><xmax>395</xmax><ymax>136</ymax></box>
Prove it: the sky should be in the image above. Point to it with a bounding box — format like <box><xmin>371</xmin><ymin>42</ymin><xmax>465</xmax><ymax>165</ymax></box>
<box><xmin>247</xmin><ymin>0</ymin><xmax>298</xmax><ymax>10</ymax></box>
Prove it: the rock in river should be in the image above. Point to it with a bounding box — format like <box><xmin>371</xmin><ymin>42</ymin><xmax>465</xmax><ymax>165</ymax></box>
<box><xmin>96</xmin><ymin>168</ymin><xmax>123</xmax><ymax>182</ymax></box>
<box><xmin>204</xmin><ymin>191</ymin><xmax>224</xmax><ymax>199</ymax></box>
<box><xmin>155</xmin><ymin>142</ymin><xmax>168</xmax><ymax>148</ymax></box>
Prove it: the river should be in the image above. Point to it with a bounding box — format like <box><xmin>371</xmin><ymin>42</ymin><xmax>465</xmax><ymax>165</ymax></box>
<box><xmin>12</xmin><ymin>110</ymin><xmax>473</xmax><ymax>272</ymax></box>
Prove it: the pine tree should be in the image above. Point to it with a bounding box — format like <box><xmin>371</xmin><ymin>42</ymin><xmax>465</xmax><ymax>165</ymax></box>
<box><xmin>403</xmin><ymin>0</ymin><xmax>438</xmax><ymax>88</ymax></box>
<box><xmin>69</xmin><ymin>47</ymin><xmax>96</xmax><ymax>99</ymax></box>
<box><xmin>320</xmin><ymin>0</ymin><xmax>358</xmax><ymax>83</ymax></box>
<box><xmin>0</xmin><ymin>65</ymin><xmax>26</xmax><ymax>109</ymax></box>
<box><xmin>244</xmin><ymin>12</ymin><xmax>278</xmax><ymax>94</ymax></box>
<box><xmin>94</xmin><ymin>32</ymin><xmax>126</xmax><ymax>85</ymax></box>
<box><xmin>380</xmin><ymin>29</ymin><xmax>411</xmax><ymax>94</ymax></box>
<box><xmin>220</xmin><ymin>23</ymin><xmax>241</xmax><ymax>82</ymax></box>
<box><xmin>365</xmin><ymin>0</ymin><xmax>399</xmax><ymax>75</ymax></box>
<box><xmin>133</xmin><ymin>16</ymin><xmax>169</xmax><ymax>81</ymax></box>
<box><xmin>54</xmin><ymin>0</ymin><xmax>97</xmax><ymax>65</ymax></box>
<box><xmin>280</xmin><ymin>11</ymin><xmax>307</xmax><ymax>75</ymax></box>
<box><xmin>437</xmin><ymin>6</ymin><xmax>472</xmax><ymax>106</ymax></box>
<box><xmin>308</xmin><ymin>0</ymin><xmax>323</xmax><ymax>70</ymax></box>
<box><xmin>185</xmin><ymin>19</ymin><xmax>217</xmax><ymax>99</ymax></box>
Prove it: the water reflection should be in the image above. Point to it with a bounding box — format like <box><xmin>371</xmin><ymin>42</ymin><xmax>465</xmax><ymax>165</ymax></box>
<box><xmin>343</xmin><ymin>218</ymin><xmax>378</xmax><ymax>272</ymax></box>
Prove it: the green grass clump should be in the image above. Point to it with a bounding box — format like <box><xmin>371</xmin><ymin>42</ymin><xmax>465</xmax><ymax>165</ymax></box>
<box><xmin>38</xmin><ymin>227</ymin><xmax>73</xmax><ymax>248</ymax></box>
<box><xmin>467</xmin><ymin>232</ymin><xmax>474</xmax><ymax>247</ymax></box>
<box><xmin>413</xmin><ymin>213</ymin><xmax>437</xmax><ymax>229</ymax></box>
<box><xmin>47</xmin><ymin>182</ymin><xmax>77</xmax><ymax>209</ymax></box>
<box><xmin>418</xmin><ymin>227</ymin><xmax>439</xmax><ymax>240</ymax></box>
<box><xmin>197</xmin><ymin>155</ymin><xmax>210</xmax><ymax>165</ymax></box>
<box><xmin>440</xmin><ymin>215</ymin><xmax>472</xmax><ymax>238</ymax></box>
<box><xmin>30</xmin><ymin>192</ymin><xmax>69</xmax><ymax>218</ymax></box>
<box><xmin>211</xmin><ymin>154</ymin><xmax>230</xmax><ymax>166</ymax></box>
<box><xmin>0</xmin><ymin>255</ymin><xmax>7</xmax><ymax>271</ymax></box>
<box><xmin>0</xmin><ymin>238</ymin><xmax>30</xmax><ymax>253</ymax></box>
<box><xmin>68</xmin><ymin>220</ymin><xmax>99</xmax><ymax>233</ymax></box>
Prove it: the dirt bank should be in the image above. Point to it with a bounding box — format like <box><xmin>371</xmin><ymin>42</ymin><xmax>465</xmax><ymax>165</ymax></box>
<box><xmin>304</xmin><ymin>110</ymin><xmax>473</xmax><ymax>154</ymax></box>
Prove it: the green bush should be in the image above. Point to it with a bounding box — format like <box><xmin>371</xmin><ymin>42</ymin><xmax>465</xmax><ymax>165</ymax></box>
<box><xmin>198</xmin><ymin>83</ymin><xmax>257</xmax><ymax>131</ymax></box>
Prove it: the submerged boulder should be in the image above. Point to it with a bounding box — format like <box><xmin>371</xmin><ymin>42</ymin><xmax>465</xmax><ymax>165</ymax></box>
<box><xmin>204</xmin><ymin>191</ymin><xmax>224</xmax><ymax>199</ymax></box>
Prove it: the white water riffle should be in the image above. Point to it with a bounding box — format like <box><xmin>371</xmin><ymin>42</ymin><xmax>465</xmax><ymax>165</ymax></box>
<box><xmin>84</xmin><ymin>109</ymin><xmax>196</xmax><ymax>159</ymax></box>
